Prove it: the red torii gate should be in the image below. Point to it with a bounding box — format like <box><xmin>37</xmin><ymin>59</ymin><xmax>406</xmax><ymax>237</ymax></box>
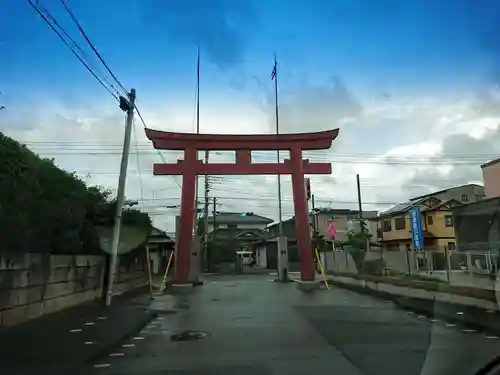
<box><xmin>145</xmin><ymin>128</ymin><xmax>339</xmax><ymax>285</ymax></box>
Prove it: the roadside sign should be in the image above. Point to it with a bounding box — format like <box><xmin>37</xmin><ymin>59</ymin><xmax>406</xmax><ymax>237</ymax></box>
<box><xmin>326</xmin><ymin>220</ymin><xmax>337</xmax><ymax>238</ymax></box>
<box><xmin>410</xmin><ymin>207</ymin><xmax>424</xmax><ymax>251</ymax></box>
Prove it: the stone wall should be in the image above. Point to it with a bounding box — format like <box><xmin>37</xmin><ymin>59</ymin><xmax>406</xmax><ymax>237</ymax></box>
<box><xmin>0</xmin><ymin>252</ymin><xmax>148</xmax><ymax>328</ymax></box>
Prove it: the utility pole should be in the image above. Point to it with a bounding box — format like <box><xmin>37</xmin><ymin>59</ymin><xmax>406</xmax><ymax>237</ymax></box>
<box><xmin>203</xmin><ymin>173</ymin><xmax>210</xmax><ymax>270</ymax></box>
<box><xmin>272</xmin><ymin>54</ymin><xmax>288</xmax><ymax>282</ymax></box>
<box><xmin>105</xmin><ymin>88</ymin><xmax>136</xmax><ymax>307</ymax></box>
<box><xmin>273</xmin><ymin>54</ymin><xmax>283</xmax><ymax>238</ymax></box>
<box><xmin>311</xmin><ymin>194</ymin><xmax>317</xmax><ymax>232</ymax></box>
<box><xmin>212</xmin><ymin>197</ymin><xmax>217</xmax><ymax>242</ymax></box>
<box><xmin>356</xmin><ymin>174</ymin><xmax>363</xmax><ymax>220</ymax></box>
<box><xmin>190</xmin><ymin>47</ymin><xmax>202</xmax><ymax>282</ymax></box>
<box><xmin>356</xmin><ymin>174</ymin><xmax>369</xmax><ymax>251</ymax></box>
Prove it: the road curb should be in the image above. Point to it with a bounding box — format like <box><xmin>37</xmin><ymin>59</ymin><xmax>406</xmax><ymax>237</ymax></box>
<box><xmin>328</xmin><ymin>279</ymin><xmax>500</xmax><ymax>334</ymax></box>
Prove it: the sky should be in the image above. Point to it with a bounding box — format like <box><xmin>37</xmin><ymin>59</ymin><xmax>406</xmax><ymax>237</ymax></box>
<box><xmin>2</xmin><ymin>0</ymin><xmax>500</xmax><ymax>232</ymax></box>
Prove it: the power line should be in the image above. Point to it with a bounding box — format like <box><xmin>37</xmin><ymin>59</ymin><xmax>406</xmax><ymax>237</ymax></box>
<box><xmin>132</xmin><ymin>118</ymin><xmax>144</xmax><ymax>202</ymax></box>
<box><xmin>59</xmin><ymin>0</ymin><xmax>127</xmax><ymax>94</ymax></box>
<box><xmin>33</xmin><ymin>0</ymin><xmax>120</xmax><ymax>95</ymax></box>
<box><xmin>26</xmin><ymin>0</ymin><xmax>119</xmax><ymax>102</ymax></box>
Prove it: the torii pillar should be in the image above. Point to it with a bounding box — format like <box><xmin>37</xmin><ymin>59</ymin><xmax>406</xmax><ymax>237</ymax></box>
<box><xmin>145</xmin><ymin>128</ymin><xmax>339</xmax><ymax>291</ymax></box>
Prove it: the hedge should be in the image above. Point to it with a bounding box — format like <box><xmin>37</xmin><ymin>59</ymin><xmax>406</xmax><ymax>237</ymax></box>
<box><xmin>0</xmin><ymin>132</ymin><xmax>151</xmax><ymax>254</ymax></box>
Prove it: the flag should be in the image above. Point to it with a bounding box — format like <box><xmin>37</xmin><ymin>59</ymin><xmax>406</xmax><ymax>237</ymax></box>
<box><xmin>271</xmin><ymin>61</ymin><xmax>277</xmax><ymax>80</ymax></box>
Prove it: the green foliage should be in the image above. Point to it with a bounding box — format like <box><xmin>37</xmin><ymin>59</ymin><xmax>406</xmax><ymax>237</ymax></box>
<box><xmin>0</xmin><ymin>133</ymin><xmax>151</xmax><ymax>254</ymax></box>
<box><xmin>345</xmin><ymin>229</ymin><xmax>372</xmax><ymax>250</ymax></box>
<box><xmin>312</xmin><ymin>231</ymin><xmax>326</xmax><ymax>252</ymax></box>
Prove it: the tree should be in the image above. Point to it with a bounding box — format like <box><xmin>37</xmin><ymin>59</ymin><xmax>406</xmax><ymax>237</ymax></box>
<box><xmin>345</xmin><ymin>228</ymin><xmax>371</xmax><ymax>272</ymax></box>
<box><xmin>0</xmin><ymin>132</ymin><xmax>151</xmax><ymax>255</ymax></box>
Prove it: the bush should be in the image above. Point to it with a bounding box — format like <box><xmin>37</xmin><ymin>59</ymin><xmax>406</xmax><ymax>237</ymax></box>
<box><xmin>0</xmin><ymin>133</ymin><xmax>151</xmax><ymax>254</ymax></box>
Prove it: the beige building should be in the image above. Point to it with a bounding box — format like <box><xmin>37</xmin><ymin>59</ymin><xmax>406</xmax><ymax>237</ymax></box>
<box><xmin>409</xmin><ymin>183</ymin><xmax>484</xmax><ymax>204</ymax></box>
<box><xmin>379</xmin><ymin>196</ymin><xmax>461</xmax><ymax>252</ymax></box>
<box><xmin>452</xmin><ymin>158</ymin><xmax>500</xmax><ymax>252</ymax></box>
<box><xmin>378</xmin><ymin>184</ymin><xmax>483</xmax><ymax>252</ymax></box>
<box><xmin>311</xmin><ymin>208</ymin><xmax>378</xmax><ymax>243</ymax></box>
<box><xmin>481</xmin><ymin>159</ymin><xmax>500</xmax><ymax>198</ymax></box>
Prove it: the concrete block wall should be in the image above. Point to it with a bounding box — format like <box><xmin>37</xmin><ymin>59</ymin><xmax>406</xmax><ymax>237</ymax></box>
<box><xmin>114</xmin><ymin>255</ymin><xmax>149</xmax><ymax>296</ymax></box>
<box><xmin>0</xmin><ymin>252</ymin><xmax>149</xmax><ymax>328</ymax></box>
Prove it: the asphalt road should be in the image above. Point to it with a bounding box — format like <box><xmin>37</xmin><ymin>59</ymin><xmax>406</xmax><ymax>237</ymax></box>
<box><xmin>84</xmin><ymin>274</ymin><xmax>500</xmax><ymax>375</ymax></box>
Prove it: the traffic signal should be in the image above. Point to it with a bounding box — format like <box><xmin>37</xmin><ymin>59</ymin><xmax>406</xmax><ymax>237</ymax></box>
<box><xmin>305</xmin><ymin>178</ymin><xmax>311</xmax><ymax>201</ymax></box>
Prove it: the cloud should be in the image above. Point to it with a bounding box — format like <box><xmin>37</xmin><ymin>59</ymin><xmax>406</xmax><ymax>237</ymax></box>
<box><xmin>257</xmin><ymin>75</ymin><xmax>363</xmax><ymax>136</ymax></box>
<box><xmin>401</xmin><ymin>124</ymin><xmax>500</xmax><ymax>197</ymax></box>
<box><xmin>144</xmin><ymin>0</ymin><xmax>259</xmax><ymax>70</ymax></box>
<box><xmin>4</xmin><ymin>82</ymin><xmax>500</xmax><ymax>233</ymax></box>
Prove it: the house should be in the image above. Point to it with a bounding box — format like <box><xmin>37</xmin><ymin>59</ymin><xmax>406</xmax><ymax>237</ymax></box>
<box><xmin>452</xmin><ymin>158</ymin><xmax>500</xmax><ymax>253</ymax></box>
<box><xmin>252</xmin><ymin>216</ymin><xmax>299</xmax><ymax>270</ymax></box>
<box><xmin>409</xmin><ymin>183</ymin><xmax>485</xmax><ymax>204</ymax></box>
<box><xmin>311</xmin><ymin>208</ymin><xmax>378</xmax><ymax>243</ymax></box>
<box><xmin>146</xmin><ymin>227</ymin><xmax>175</xmax><ymax>274</ymax></box>
<box><xmin>378</xmin><ymin>196</ymin><xmax>462</xmax><ymax>252</ymax></box>
<box><xmin>203</xmin><ymin>212</ymin><xmax>272</xmax><ymax>266</ymax></box>
<box><xmin>206</xmin><ymin>211</ymin><xmax>273</xmax><ymax>232</ymax></box>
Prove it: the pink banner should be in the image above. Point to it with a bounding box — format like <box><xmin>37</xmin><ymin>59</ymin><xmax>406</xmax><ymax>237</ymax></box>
<box><xmin>327</xmin><ymin>221</ymin><xmax>337</xmax><ymax>237</ymax></box>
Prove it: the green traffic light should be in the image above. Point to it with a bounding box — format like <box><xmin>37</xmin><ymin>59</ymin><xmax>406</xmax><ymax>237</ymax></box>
<box><xmin>241</xmin><ymin>212</ymin><xmax>247</xmax><ymax>216</ymax></box>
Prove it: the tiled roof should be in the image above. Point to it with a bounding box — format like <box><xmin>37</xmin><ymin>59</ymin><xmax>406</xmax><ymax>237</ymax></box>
<box><xmin>207</xmin><ymin>212</ymin><xmax>273</xmax><ymax>224</ymax></box>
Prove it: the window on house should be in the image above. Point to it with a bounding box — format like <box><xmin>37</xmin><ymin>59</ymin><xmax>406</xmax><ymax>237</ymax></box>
<box><xmin>427</xmin><ymin>215</ymin><xmax>433</xmax><ymax>225</ymax></box>
<box><xmin>447</xmin><ymin>242</ymin><xmax>456</xmax><ymax>250</ymax></box>
<box><xmin>445</xmin><ymin>215</ymin><xmax>453</xmax><ymax>227</ymax></box>
<box><xmin>382</xmin><ymin>220</ymin><xmax>392</xmax><ymax>232</ymax></box>
<box><xmin>476</xmin><ymin>194</ymin><xmax>485</xmax><ymax>201</ymax></box>
<box><xmin>394</xmin><ymin>217</ymin><xmax>405</xmax><ymax>230</ymax></box>
<box><xmin>227</xmin><ymin>223</ymin><xmax>237</xmax><ymax>229</ymax></box>
<box><xmin>461</xmin><ymin>194</ymin><xmax>468</xmax><ymax>202</ymax></box>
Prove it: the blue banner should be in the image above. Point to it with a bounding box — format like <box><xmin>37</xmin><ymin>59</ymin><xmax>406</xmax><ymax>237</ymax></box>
<box><xmin>410</xmin><ymin>207</ymin><xmax>424</xmax><ymax>251</ymax></box>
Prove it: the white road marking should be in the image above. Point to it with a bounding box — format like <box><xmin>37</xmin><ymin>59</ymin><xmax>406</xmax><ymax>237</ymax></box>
<box><xmin>84</xmin><ymin>341</ymin><xmax>95</xmax><ymax>345</ymax></box>
<box><xmin>132</xmin><ymin>336</ymin><xmax>145</xmax><ymax>340</ymax></box>
<box><xmin>485</xmin><ymin>336</ymin><xmax>499</xmax><ymax>339</ymax></box>
<box><xmin>446</xmin><ymin>323</ymin><xmax>457</xmax><ymax>327</ymax></box>
<box><xmin>97</xmin><ymin>316</ymin><xmax>107</xmax><ymax>320</ymax></box>
<box><xmin>84</xmin><ymin>322</ymin><xmax>95</xmax><ymax>326</ymax></box>
<box><xmin>156</xmin><ymin>317</ymin><xmax>164</xmax><ymax>320</ymax></box>
<box><xmin>109</xmin><ymin>353</ymin><xmax>125</xmax><ymax>357</ymax></box>
<box><xmin>122</xmin><ymin>344</ymin><xmax>135</xmax><ymax>348</ymax></box>
<box><xmin>94</xmin><ymin>364</ymin><xmax>111</xmax><ymax>368</ymax></box>
<box><xmin>70</xmin><ymin>329</ymin><xmax>83</xmax><ymax>333</ymax></box>
<box><xmin>417</xmin><ymin>315</ymin><xmax>426</xmax><ymax>319</ymax></box>
<box><xmin>430</xmin><ymin>319</ymin><xmax>440</xmax><ymax>322</ymax></box>
<box><xmin>463</xmin><ymin>329</ymin><xmax>476</xmax><ymax>332</ymax></box>
<box><xmin>456</xmin><ymin>312</ymin><xmax>464</xmax><ymax>316</ymax></box>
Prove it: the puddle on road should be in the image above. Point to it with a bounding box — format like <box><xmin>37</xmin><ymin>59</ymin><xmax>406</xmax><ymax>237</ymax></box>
<box><xmin>170</xmin><ymin>330</ymin><xmax>211</xmax><ymax>342</ymax></box>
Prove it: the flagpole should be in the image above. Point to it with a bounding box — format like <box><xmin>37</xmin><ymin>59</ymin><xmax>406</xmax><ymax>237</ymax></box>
<box><xmin>193</xmin><ymin>47</ymin><xmax>201</xmax><ymax>281</ymax></box>
<box><xmin>273</xmin><ymin>53</ymin><xmax>284</xmax><ymax>239</ymax></box>
<box><xmin>194</xmin><ymin>47</ymin><xmax>200</xmax><ymax>217</ymax></box>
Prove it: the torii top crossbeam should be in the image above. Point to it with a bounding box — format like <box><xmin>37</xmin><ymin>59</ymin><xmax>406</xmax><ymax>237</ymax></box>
<box><xmin>145</xmin><ymin>128</ymin><xmax>339</xmax><ymax>151</ymax></box>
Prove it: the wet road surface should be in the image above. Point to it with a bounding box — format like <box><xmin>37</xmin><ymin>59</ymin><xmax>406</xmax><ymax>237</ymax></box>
<box><xmin>86</xmin><ymin>274</ymin><xmax>500</xmax><ymax>375</ymax></box>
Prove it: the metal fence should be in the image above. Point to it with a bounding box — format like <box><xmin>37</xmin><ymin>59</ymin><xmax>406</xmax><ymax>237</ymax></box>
<box><xmin>320</xmin><ymin>248</ymin><xmax>500</xmax><ymax>290</ymax></box>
